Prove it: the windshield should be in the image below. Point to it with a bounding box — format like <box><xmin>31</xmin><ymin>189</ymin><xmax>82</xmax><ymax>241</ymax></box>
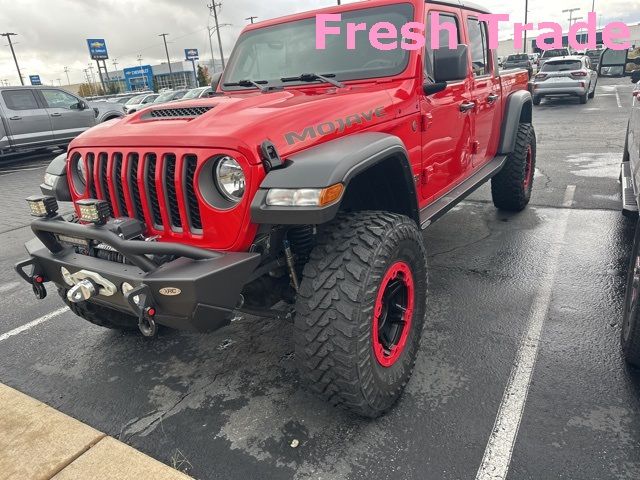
<box><xmin>171</xmin><ymin>90</ymin><xmax>188</xmax><ymax>100</ymax></box>
<box><xmin>182</xmin><ymin>87</ymin><xmax>206</xmax><ymax>99</ymax></box>
<box><xmin>542</xmin><ymin>49</ymin><xmax>569</xmax><ymax>58</ymax></box>
<box><xmin>223</xmin><ymin>4</ymin><xmax>413</xmax><ymax>90</ymax></box>
<box><xmin>506</xmin><ymin>54</ymin><xmax>528</xmax><ymax>61</ymax></box>
<box><xmin>125</xmin><ymin>95</ymin><xmax>144</xmax><ymax>105</ymax></box>
<box><xmin>542</xmin><ymin>60</ymin><xmax>582</xmax><ymax>72</ymax></box>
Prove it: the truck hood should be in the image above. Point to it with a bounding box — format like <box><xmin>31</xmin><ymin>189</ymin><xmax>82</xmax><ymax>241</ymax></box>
<box><xmin>70</xmin><ymin>84</ymin><xmax>398</xmax><ymax>164</ymax></box>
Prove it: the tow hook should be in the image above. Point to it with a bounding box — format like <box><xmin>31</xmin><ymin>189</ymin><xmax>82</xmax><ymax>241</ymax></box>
<box><xmin>138</xmin><ymin>308</ymin><xmax>158</xmax><ymax>337</ymax></box>
<box><xmin>67</xmin><ymin>279</ymin><xmax>98</xmax><ymax>303</ymax></box>
<box><xmin>14</xmin><ymin>258</ymin><xmax>47</xmax><ymax>300</ymax></box>
<box><xmin>32</xmin><ymin>275</ymin><xmax>47</xmax><ymax>300</ymax></box>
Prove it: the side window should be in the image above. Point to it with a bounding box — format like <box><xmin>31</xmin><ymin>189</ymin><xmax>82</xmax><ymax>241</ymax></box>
<box><xmin>425</xmin><ymin>12</ymin><xmax>461</xmax><ymax>78</ymax></box>
<box><xmin>1</xmin><ymin>90</ymin><xmax>40</xmax><ymax>110</ymax></box>
<box><xmin>41</xmin><ymin>89</ymin><xmax>79</xmax><ymax>110</ymax></box>
<box><xmin>467</xmin><ymin>18</ymin><xmax>491</xmax><ymax>76</ymax></box>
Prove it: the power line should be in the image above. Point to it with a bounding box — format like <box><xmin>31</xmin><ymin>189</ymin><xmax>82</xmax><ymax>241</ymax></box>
<box><xmin>1</xmin><ymin>33</ymin><xmax>23</xmax><ymax>85</ymax></box>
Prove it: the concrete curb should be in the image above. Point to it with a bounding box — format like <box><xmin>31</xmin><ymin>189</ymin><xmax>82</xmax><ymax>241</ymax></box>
<box><xmin>0</xmin><ymin>383</ymin><xmax>192</xmax><ymax>480</ymax></box>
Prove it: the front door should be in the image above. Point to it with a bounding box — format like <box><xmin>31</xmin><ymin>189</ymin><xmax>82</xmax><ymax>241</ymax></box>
<box><xmin>39</xmin><ymin>89</ymin><xmax>95</xmax><ymax>142</ymax></box>
<box><xmin>464</xmin><ymin>15</ymin><xmax>501</xmax><ymax>167</ymax></box>
<box><xmin>0</xmin><ymin>89</ymin><xmax>53</xmax><ymax>149</ymax></box>
<box><xmin>420</xmin><ymin>7</ymin><xmax>473</xmax><ymax>202</ymax></box>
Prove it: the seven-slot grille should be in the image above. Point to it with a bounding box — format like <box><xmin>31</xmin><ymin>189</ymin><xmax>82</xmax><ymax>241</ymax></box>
<box><xmin>86</xmin><ymin>151</ymin><xmax>204</xmax><ymax>235</ymax></box>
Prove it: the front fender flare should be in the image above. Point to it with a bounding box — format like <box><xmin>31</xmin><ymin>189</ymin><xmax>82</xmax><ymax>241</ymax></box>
<box><xmin>39</xmin><ymin>152</ymin><xmax>71</xmax><ymax>202</ymax></box>
<box><xmin>251</xmin><ymin>132</ymin><xmax>419</xmax><ymax>225</ymax></box>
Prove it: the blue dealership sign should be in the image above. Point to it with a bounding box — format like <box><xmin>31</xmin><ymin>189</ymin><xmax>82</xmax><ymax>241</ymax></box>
<box><xmin>87</xmin><ymin>38</ymin><xmax>109</xmax><ymax>60</ymax></box>
<box><xmin>29</xmin><ymin>75</ymin><xmax>42</xmax><ymax>86</ymax></box>
<box><xmin>185</xmin><ymin>48</ymin><xmax>199</xmax><ymax>60</ymax></box>
<box><xmin>123</xmin><ymin>65</ymin><xmax>154</xmax><ymax>92</ymax></box>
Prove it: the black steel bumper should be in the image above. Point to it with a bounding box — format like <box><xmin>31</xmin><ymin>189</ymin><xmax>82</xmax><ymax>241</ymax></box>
<box><xmin>15</xmin><ymin>216</ymin><xmax>261</xmax><ymax>332</ymax></box>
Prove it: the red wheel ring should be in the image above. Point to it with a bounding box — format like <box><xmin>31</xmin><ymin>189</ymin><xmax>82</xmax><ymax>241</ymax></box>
<box><xmin>372</xmin><ymin>261</ymin><xmax>415</xmax><ymax>367</ymax></box>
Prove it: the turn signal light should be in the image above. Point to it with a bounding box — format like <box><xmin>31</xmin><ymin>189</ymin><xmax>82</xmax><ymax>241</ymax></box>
<box><xmin>266</xmin><ymin>183</ymin><xmax>344</xmax><ymax>207</ymax></box>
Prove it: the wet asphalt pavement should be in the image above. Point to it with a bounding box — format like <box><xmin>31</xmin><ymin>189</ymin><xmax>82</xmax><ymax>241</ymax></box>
<box><xmin>1</xmin><ymin>77</ymin><xmax>639</xmax><ymax>479</ymax></box>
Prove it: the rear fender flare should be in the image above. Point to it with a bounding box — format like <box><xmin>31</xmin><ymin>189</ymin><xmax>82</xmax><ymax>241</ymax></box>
<box><xmin>498</xmin><ymin>90</ymin><xmax>533</xmax><ymax>155</ymax></box>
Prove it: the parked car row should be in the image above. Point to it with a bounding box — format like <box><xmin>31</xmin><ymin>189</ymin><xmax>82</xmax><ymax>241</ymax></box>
<box><xmin>123</xmin><ymin>86</ymin><xmax>213</xmax><ymax>114</ymax></box>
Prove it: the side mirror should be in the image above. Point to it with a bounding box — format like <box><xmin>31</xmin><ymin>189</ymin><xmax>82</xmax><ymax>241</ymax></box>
<box><xmin>423</xmin><ymin>82</ymin><xmax>447</xmax><ymax>96</ymax></box>
<box><xmin>632</xmin><ymin>71</ymin><xmax>640</xmax><ymax>84</ymax></box>
<box><xmin>211</xmin><ymin>72</ymin><xmax>223</xmax><ymax>93</ymax></box>
<box><xmin>433</xmin><ymin>45</ymin><xmax>469</xmax><ymax>83</ymax></box>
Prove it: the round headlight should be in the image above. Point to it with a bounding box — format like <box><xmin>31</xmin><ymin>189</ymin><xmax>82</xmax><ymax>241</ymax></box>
<box><xmin>215</xmin><ymin>156</ymin><xmax>245</xmax><ymax>202</ymax></box>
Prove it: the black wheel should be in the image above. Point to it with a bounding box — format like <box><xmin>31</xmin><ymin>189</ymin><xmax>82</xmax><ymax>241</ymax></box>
<box><xmin>491</xmin><ymin>123</ymin><xmax>536</xmax><ymax>212</ymax></box>
<box><xmin>294</xmin><ymin>211</ymin><xmax>428</xmax><ymax>418</ymax></box>
<box><xmin>622</xmin><ymin>222</ymin><xmax>640</xmax><ymax>367</ymax></box>
<box><xmin>588</xmin><ymin>81</ymin><xmax>596</xmax><ymax>99</ymax></box>
<box><xmin>57</xmin><ymin>287</ymin><xmax>139</xmax><ymax>331</ymax></box>
<box><xmin>533</xmin><ymin>96</ymin><xmax>541</xmax><ymax>106</ymax></box>
<box><xmin>580</xmin><ymin>92</ymin><xmax>588</xmax><ymax>104</ymax></box>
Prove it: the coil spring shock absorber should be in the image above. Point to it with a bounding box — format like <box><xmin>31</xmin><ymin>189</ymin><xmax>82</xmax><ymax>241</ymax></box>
<box><xmin>287</xmin><ymin>225</ymin><xmax>315</xmax><ymax>264</ymax></box>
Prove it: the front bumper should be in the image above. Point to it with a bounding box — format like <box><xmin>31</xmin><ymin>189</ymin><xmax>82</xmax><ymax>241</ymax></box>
<box><xmin>15</xmin><ymin>216</ymin><xmax>261</xmax><ymax>332</ymax></box>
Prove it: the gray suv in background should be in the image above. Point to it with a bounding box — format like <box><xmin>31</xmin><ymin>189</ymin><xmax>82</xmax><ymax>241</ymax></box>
<box><xmin>0</xmin><ymin>86</ymin><xmax>124</xmax><ymax>156</ymax></box>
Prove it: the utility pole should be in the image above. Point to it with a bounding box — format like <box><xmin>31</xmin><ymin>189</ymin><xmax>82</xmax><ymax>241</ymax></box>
<box><xmin>523</xmin><ymin>0</ymin><xmax>529</xmax><ymax>54</ymax></box>
<box><xmin>245</xmin><ymin>16</ymin><xmax>258</xmax><ymax>24</ymax></box>
<box><xmin>207</xmin><ymin>23</ymin><xmax>230</xmax><ymax>73</ymax></box>
<box><xmin>64</xmin><ymin>66</ymin><xmax>71</xmax><ymax>85</ymax></box>
<box><xmin>56</xmin><ymin>78</ymin><xmax>61</xmax><ymax>86</ymax></box>
<box><xmin>562</xmin><ymin>8</ymin><xmax>580</xmax><ymax>29</ymax></box>
<box><xmin>137</xmin><ymin>54</ymin><xmax>143</xmax><ymax>67</ymax></box>
<box><xmin>159</xmin><ymin>33</ymin><xmax>174</xmax><ymax>89</ymax></box>
<box><xmin>207</xmin><ymin>2</ymin><xmax>225</xmax><ymax>69</ymax></box>
<box><xmin>112</xmin><ymin>59</ymin><xmax>119</xmax><ymax>70</ymax></box>
<box><xmin>1</xmin><ymin>33</ymin><xmax>24</xmax><ymax>85</ymax></box>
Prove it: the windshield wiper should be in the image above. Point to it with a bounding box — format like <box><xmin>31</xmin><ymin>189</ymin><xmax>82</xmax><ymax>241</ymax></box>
<box><xmin>281</xmin><ymin>73</ymin><xmax>345</xmax><ymax>89</ymax></box>
<box><xmin>223</xmin><ymin>79</ymin><xmax>269</xmax><ymax>93</ymax></box>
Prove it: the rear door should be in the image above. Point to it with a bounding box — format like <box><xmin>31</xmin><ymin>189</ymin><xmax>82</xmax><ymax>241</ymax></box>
<box><xmin>0</xmin><ymin>88</ymin><xmax>54</xmax><ymax>148</ymax></box>
<box><xmin>420</xmin><ymin>7</ymin><xmax>473</xmax><ymax>202</ymax></box>
<box><xmin>39</xmin><ymin>88</ymin><xmax>95</xmax><ymax>141</ymax></box>
<box><xmin>464</xmin><ymin>14</ymin><xmax>501</xmax><ymax>167</ymax></box>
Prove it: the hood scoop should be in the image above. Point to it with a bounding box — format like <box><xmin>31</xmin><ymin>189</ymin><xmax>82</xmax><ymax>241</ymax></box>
<box><xmin>142</xmin><ymin>106</ymin><xmax>214</xmax><ymax>120</ymax></box>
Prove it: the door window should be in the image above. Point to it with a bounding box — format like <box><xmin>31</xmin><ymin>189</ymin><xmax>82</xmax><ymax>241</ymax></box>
<box><xmin>2</xmin><ymin>90</ymin><xmax>40</xmax><ymax>110</ymax></box>
<box><xmin>425</xmin><ymin>13</ymin><xmax>461</xmax><ymax>78</ymax></box>
<box><xmin>467</xmin><ymin>18</ymin><xmax>491</xmax><ymax>76</ymax></box>
<box><xmin>41</xmin><ymin>89</ymin><xmax>80</xmax><ymax>109</ymax></box>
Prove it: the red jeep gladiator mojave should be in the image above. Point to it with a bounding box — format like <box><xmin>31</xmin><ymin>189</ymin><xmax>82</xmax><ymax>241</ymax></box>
<box><xmin>18</xmin><ymin>0</ymin><xmax>534</xmax><ymax>417</ymax></box>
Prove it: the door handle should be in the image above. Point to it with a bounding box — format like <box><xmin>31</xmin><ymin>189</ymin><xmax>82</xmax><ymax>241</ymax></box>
<box><xmin>487</xmin><ymin>94</ymin><xmax>499</xmax><ymax>104</ymax></box>
<box><xmin>9</xmin><ymin>116</ymin><xmax>22</xmax><ymax>121</ymax></box>
<box><xmin>459</xmin><ymin>102</ymin><xmax>476</xmax><ymax>113</ymax></box>
<box><xmin>50</xmin><ymin>113</ymin><xmax>62</xmax><ymax>117</ymax></box>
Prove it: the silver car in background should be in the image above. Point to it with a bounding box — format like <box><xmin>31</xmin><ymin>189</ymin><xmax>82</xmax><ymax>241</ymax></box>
<box><xmin>123</xmin><ymin>93</ymin><xmax>159</xmax><ymax>114</ymax></box>
<box><xmin>531</xmin><ymin>56</ymin><xmax>598</xmax><ymax>105</ymax></box>
<box><xmin>0</xmin><ymin>86</ymin><xmax>124</xmax><ymax>156</ymax></box>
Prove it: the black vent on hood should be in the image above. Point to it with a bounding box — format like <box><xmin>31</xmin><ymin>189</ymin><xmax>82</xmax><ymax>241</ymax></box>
<box><xmin>146</xmin><ymin>106</ymin><xmax>214</xmax><ymax>119</ymax></box>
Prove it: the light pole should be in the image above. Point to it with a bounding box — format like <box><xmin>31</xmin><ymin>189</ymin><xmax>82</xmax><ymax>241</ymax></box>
<box><xmin>523</xmin><ymin>0</ymin><xmax>529</xmax><ymax>54</ymax></box>
<box><xmin>64</xmin><ymin>66</ymin><xmax>71</xmax><ymax>86</ymax></box>
<box><xmin>207</xmin><ymin>2</ymin><xmax>226</xmax><ymax>69</ymax></box>
<box><xmin>159</xmin><ymin>33</ymin><xmax>174</xmax><ymax>89</ymax></box>
<box><xmin>1</xmin><ymin>33</ymin><xmax>24</xmax><ymax>85</ymax></box>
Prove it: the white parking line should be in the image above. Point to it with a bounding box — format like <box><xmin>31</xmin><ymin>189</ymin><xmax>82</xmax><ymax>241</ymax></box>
<box><xmin>563</xmin><ymin>185</ymin><xmax>576</xmax><ymax>207</ymax></box>
<box><xmin>475</xmin><ymin>186</ymin><xmax>575</xmax><ymax>480</ymax></box>
<box><xmin>0</xmin><ymin>307</ymin><xmax>68</xmax><ymax>343</ymax></box>
<box><xmin>615</xmin><ymin>87</ymin><xmax>622</xmax><ymax>108</ymax></box>
<box><xmin>0</xmin><ymin>282</ymin><xmax>20</xmax><ymax>293</ymax></box>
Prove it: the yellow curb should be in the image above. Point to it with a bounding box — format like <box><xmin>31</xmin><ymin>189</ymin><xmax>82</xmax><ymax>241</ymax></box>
<box><xmin>0</xmin><ymin>384</ymin><xmax>192</xmax><ymax>480</ymax></box>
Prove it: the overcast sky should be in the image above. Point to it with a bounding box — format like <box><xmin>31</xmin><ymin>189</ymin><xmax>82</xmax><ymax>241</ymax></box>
<box><xmin>0</xmin><ymin>0</ymin><xmax>638</xmax><ymax>86</ymax></box>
